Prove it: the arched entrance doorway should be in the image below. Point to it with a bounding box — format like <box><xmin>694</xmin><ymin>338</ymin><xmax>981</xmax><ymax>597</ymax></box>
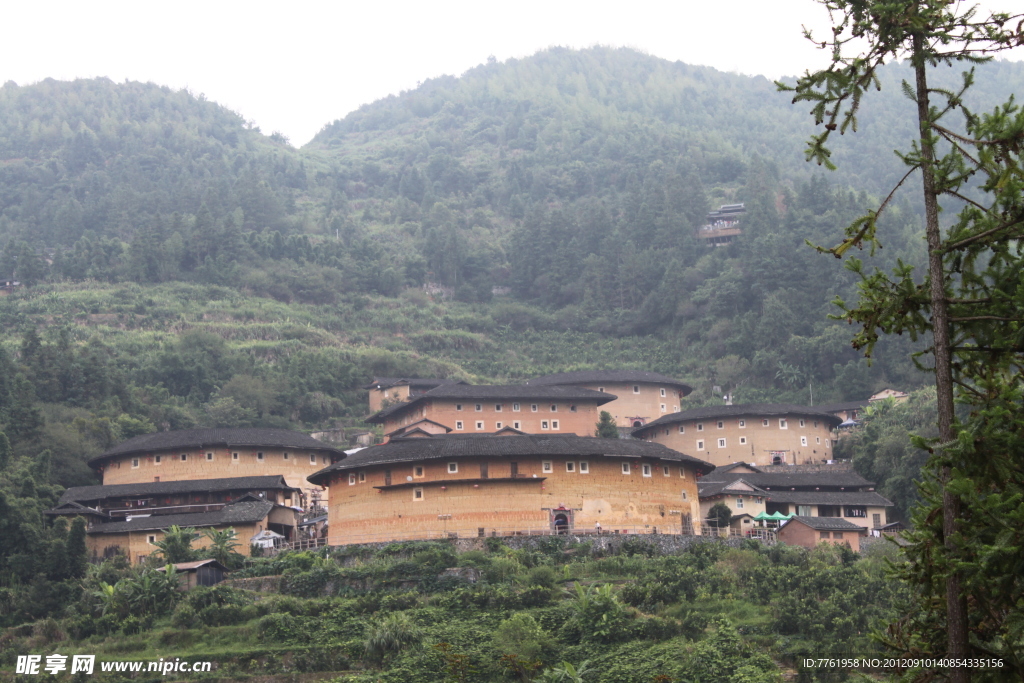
<box><xmin>633</xmin><ymin>421</ymin><xmax>643</xmax><ymax>428</ymax></box>
<box><xmin>553</xmin><ymin>514</ymin><xmax>569</xmax><ymax>534</ymax></box>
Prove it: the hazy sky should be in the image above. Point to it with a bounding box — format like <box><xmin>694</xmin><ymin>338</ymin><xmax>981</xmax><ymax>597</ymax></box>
<box><xmin>4</xmin><ymin>0</ymin><xmax>1022</xmax><ymax>146</ymax></box>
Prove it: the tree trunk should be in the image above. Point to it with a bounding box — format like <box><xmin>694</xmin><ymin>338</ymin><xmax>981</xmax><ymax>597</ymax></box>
<box><xmin>912</xmin><ymin>35</ymin><xmax>969</xmax><ymax>683</ymax></box>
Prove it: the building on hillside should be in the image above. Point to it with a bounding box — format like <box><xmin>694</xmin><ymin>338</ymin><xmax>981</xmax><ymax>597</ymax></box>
<box><xmin>365</xmin><ymin>385</ymin><xmax>616</xmax><ymax>437</ymax></box>
<box><xmin>364</xmin><ymin>377</ymin><xmax>467</xmax><ymax>413</ymax></box>
<box><xmin>697</xmin><ymin>476</ymin><xmax>770</xmax><ymax>535</ymax></box>
<box><xmin>307</xmin><ymin>433</ymin><xmax>715</xmax><ymax>545</ymax></box>
<box><xmin>698</xmin><ymin>463</ymin><xmax>893</xmax><ymax>531</ymax></box>
<box><xmin>0</xmin><ymin>279</ymin><xmax>22</xmax><ymax>296</ymax></box>
<box><xmin>155</xmin><ymin>559</ymin><xmax>228</xmax><ymax>589</ymax></box>
<box><xmin>631</xmin><ymin>404</ymin><xmax>843</xmax><ymax>468</ymax></box>
<box><xmin>81</xmin><ymin>499</ymin><xmax>299</xmax><ymax>564</ymax></box>
<box><xmin>86</xmin><ymin>428</ymin><xmax>345</xmax><ymax>506</ymax></box>
<box><xmin>869</xmin><ymin>389</ymin><xmax>909</xmax><ymax>403</ymax></box>
<box><xmin>525</xmin><ymin>370</ymin><xmax>694</xmax><ymax>429</ymax></box>
<box><xmin>776</xmin><ymin>516</ymin><xmax>868</xmax><ymax>551</ymax></box>
<box><xmin>699</xmin><ymin>203</ymin><xmax>745</xmax><ymax>246</ymax></box>
<box><xmin>46</xmin><ymin>475</ymin><xmax>305</xmax><ymax>563</ymax></box>
<box><xmin>815</xmin><ymin>400</ymin><xmax>870</xmax><ymax>428</ymax></box>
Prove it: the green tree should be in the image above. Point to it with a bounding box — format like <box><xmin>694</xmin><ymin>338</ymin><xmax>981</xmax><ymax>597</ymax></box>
<box><xmin>594</xmin><ymin>411</ymin><xmax>618</xmax><ymax>438</ymax></box>
<box><xmin>783</xmin><ymin>0</ymin><xmax>1024</xmax><ymax>676</ymax></box>
<box><xmin>152</xmin><ymin>526</ymin><xmax>198</xmax><ymax>564</ymax></box>
<box><xmin>707</xmin><ymin>502</ymin><xmax>733</xmax><ymax>530</ymax></box>
<box><xmin>201</xmin><ymin>527</ymin><xmax>242</xmax><ymax>568</ymax></box>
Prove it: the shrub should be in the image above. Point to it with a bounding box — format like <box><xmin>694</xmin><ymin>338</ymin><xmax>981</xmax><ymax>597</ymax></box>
<box><xmin>363</xmin><ymin>613</ymin><xmax>423</xmax><ymax>665</ymax></box>
<box><xmin>492</xmin><ymin>613</ymin><xmax>553</xmax><ymax>663</ymax></box>
<box><xmin>256</xmin><ymin>613</ymin><xmax>301</xmax><ymax>643</ymax></box>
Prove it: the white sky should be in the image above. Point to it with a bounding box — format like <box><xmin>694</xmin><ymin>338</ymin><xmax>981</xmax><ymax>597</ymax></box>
<box><xmin>3</xmin><ymin>0</ymin><xmax>1022</xmax><ymax>146</ymax></box>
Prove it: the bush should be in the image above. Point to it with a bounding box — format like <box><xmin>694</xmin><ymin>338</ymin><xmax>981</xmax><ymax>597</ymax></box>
<box><xmin>171</xmin><ymin>605</ymin><xmax>199</xmax><ymax>629</ymax></box>
<box><xmin>256</xmin><ymin>613</ymin><xmax>302</xmax><ymax>643</ymax></box>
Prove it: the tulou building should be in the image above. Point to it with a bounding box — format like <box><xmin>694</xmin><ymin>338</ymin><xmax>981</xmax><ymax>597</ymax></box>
<box><xmin>525</xmin><ymin>370</ymin><xmax>693</xmax><ymax>429</ymax></box>
<box><xmin>49</xmin><ymin>428</ymin><xmax>345</xmax><ymax>563</ymax></box>
<box><xmin>307</xmin><ymin>432</ymin><xmax>715</xmax><ymax>545</ymax></box>
<box><xmin>631</xmin><ymin>404</ymin><xmax>843</xmax><ymax>468</ymax></box>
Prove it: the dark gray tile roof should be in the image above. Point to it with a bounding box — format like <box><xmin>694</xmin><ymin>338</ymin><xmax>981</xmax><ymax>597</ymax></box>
<box><xmin>633</xmin><ymin>404</ymin><xmax>843</xmax><ymax>435</ymax></box>
<box><xmin>89</xmin><ymin>428</ymin><xmax>346</xmax><ymax>467</ymax></box>
<box><xmin>697</xmin><ymin>478</ymin><xmax>770</xmax><ymax>497</ymax></box>
<box><xmin>59</xmin><ymin>475</ymin><xmax>297</xmax><ymax>505</ymax></box>
<box><xmin>527</xmin><ymin>371</ymin><xmax>693</xmax><ymax>394</ymax></box>
<box><xmin>362</xmin><ymin>377</ymin><xmax>465</xmax><ymax>390</ymax></box>
<box><xmin>309</xmin><ymin>434</ymin><xmax>715</xmax><ymax>485</ymax></box>
<box><xmin>783</xmin><ymin>516</ymin><xmax>869</xmax><ymax>532</ymax></box>
<box><xmin>701</xmin><ymin>470</ymin><xmax>876</xmax><ymax>489</ymax></box>
<box><xmin>87</xmin><ymin>500</ymin><xmax>277</xmax><ymax>534</ymax></box>
<box><xmin>760</xmin><ymin>490</ymin><xmax>893</xmax><ymax>506</ymax></box>
<box><xmin>365</xmin><ymin>385</ymin><xmax>616</xmax><ymax>423</ymax></box>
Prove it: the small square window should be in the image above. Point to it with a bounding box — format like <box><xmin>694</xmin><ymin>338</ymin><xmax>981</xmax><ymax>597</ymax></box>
<box><xmin>359</xmin><ymin>472</ymin><xmax>366</xmax><ymax>482</ymax></box>
<box><xmin>816</xmin><ymin>436</ymin><xmax>821</xmax><ymax>444</ymax></box>
<box><xmin>542</xmin><ymin>461</ymin><xmax>553</xmax><ymax>473</ymax></box>
<box><xmin>799</xmin><ymin>419</ymin><xmax>806</xmax><ymax>427</ymax></box>
<box><xmin>663</xmin><ymin>466</ymin><xmax>670</xmax><ymax>476</ymax></box>
<box><xmin>642</xmin><ymin>464</ymin><xmax>652</xmax><ymax>477</ymax></box>
<box><xmin>310</xmin><ymin>454</ymin><xmax>317</xmax><ymax>464</ymax></box>
<box><xmin>448</xmin><ymin>462</ymin><xmax>458</xmax><ymax>474</ymax></box>
<box><xmin>541</xmin><ymin>420</ymin><xmax>550</xmax><ymax>430</ymax></box>
<box><xmin>673</xmin><ymin>406</ymin><xmax>679</xmax><ymax>412</ymax></box>
<box><xmin>697</xmin><ymin>423</ymin><xmax>704</xmax><ymax>431</ymax></box>
<box><xmin>513</xmin><ymin>421</ymin><xmax>521</xmax><ymax>429</ymax></box>
<box><xmin>598</xmin><ymin>387</ymin><xmax>605</xmax><ymax>392</ymax></box>
<box><xmin>132</xmin><ymin>458</ymin><xmax>139</xmax><ymax>468</ymax></box>
<box><xmin>717</xmin><ymin>421</ymin><xmax>724</xmax><ymax>429</ymax></box>
<box><xmin>736</xmin><ymin>497</ymin><xmax>744</xmax><ymax>508</ymax></box>
<box><xmin>825</xmin><ymin>439</ymin><xmax>831</xmax><ymax>448</ymax></box>
<box><xmin>180</xmin><ymin>453</ymin><xmax>188</xmax><ymax>462</ymax></box>
<box><xmin>679</xmin><ymin>467</ymin><xmax>686</xmax><ymax>478</ymax></box>
<box><xmin>660</xmin><ymin>388</ymin><xmax>666</xmax><ymax>397</ymax></box>
<box><xmin>739</xmin><ymin>436</ymin><xmax>747</xmax><ymax>445</ymax></box>
<box><xmin>678</xmin><ymin>425</ymin><xmax>685</xmax><ymax>433</ymax></box>
<box><xmin>739</xmin><ymin>420</ymin><xmax>746</xmax><ymax>428</ymax></box>
<box><xmin>155</xmin><ymin>455</ymin><xmax>162</xmax><ymax>464</ymax></box>
<box><xmin>349</xmin><ymin>474</ymin><xmax>356</xmax><ymax>485</ymax></box>
<box><xmin>496</xmin><ymin>421</ymin><xmax>503</xmax><ymax>429</ymax></box>
<box><xmin>475</xmin><ymin>404</ymin><xmax>482</xmax><ymax>412</ymax></box>
<box><xmin>550</xmin><ymin>404</ymin><xmax>557</xmax><ymax>412</ymax></box>
<box><xmin>762</xmin><ymin>419</ymin><xmax>769</xmax><ymax>427</ymax></box>
<box><xmin>621</xmin><ymin>462</ymin><xmax>631</xmax><ymax>474</ymax></box>
<box><xmin>682</xmin><ymin>491</ymin><xmax>688</xmax><ymax>500</ymax></box>
<box><xmin>148</xmin><ymin>535</ymin><xmax>156</xmax><ymax>544</ymax></box>
<box><xmin>566</xmin><ymin>461</ymin><xmax>575</xmax><ymax>472</ymax></box>
<box><xmin>697</xmin><ymin>440</ymin><xmax>705</xmax><ymax>450</ymax></box>
<box><xmin>660</xmin><ymin>404</ymin><xmax>667</xmax><ymax>412</ymax></box>
<box><xmin>570</xmin><ymin>405</ymin><xmax>577</xmax><ymax>412</ymax></box>
<box><xmin>833</xmin><ymin>532</ymin><xmax>844</xmax><ymax>539</ymax></box>
<box><xmin>813</xmin><ymin>421</ymin><xmax>819</xmax><ymax>428</ymax></box>
<box><xmin>531</xmin><ymin>404</ymin><xmax>538</xmax><ymax>412</ymax></box>
<box><xmin>495</xmin><ymin>404</ymin><xmax>502</xmax><ymax>412</ymax></box>
<box><xmin>283</xmin><ymin>452</ymin><xmax>289</xmax><ymax>460</ymax></box>
<box><xmin>800</xmin><ymin>436</ymin><xmax>808</xmax><ymax>446</ymax></box>
<box><xmin>231</xmin><ymin>452</ymin><xmax>238</xmax><ymax>461</ymax></box>
<box><xmin>513</xmin><ymin>403</ymin><xmax>520</xmax><ymax>412</ymax></box>
<box><xmin>664</xmin><ymin>429</ymin><xmax>669</xmax><ymax>436</ymax></box>
<box><xmin>633</xmin><ymin>385</ymin><xmax>640</xmax><ymax>394</ymax></box>
<box><xmin>820</xmin><ymin>531</ymin><xmax>830</xmax><ymax>539</ymax></box>
<box><xmin>780</xmin><ymin>419</ymin><xmax>788</xmax><ymax>429</ymax></box>
<box><xmin>206</xmin><ymin>452</ymin><xmax>213</xmax><ymax>461</ymax></box>
<box><xmin>579</xmin><ymin>461</ymin><xmax>589</xmax><ymax>473</ymax></box>
<box><xmin>718</xmin><ymin>438</ymin><xmax>726</xmax><ymax>448</ymax></box>
<box><xmin>257</xmin><ymin>452</ymin><xmax>264</xmax><ymax>461</ymax></box>
<box><xmin>456</xmin><ymin>421</ymin><xmax>464</xmax><ymax>430</ymax></box>
<box><xmin>414</xmin><ymin>466</ymin><xmax>424</xmax><ymax>477</ymax></box>
<box><xmin>475</xmin><ymin>421</ymin><xmax>484</xmax><ymax>430</ymax></box>
<box><xmin>413</xmin><ymin>488</ymin><xmax>424</xmax><ymax>500</ymax></box>
<box><xmin>456</xmin><ymin>404</ymin><xmax>463</xmax><ymax>411</ymax></box>
<box><xmin>552</xmin><ymin>420</ymin><xmax>559</xmax><ymax>430</ymax></box>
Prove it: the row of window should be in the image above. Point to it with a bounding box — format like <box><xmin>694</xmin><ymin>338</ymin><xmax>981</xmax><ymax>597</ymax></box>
<box><xmin>455</xmin><ymin>403</ymin><xmax>579</xmax><ymax>413</ymax></box>
<box><xmin>692</xmin><ymin>436</ymin><xmax>830</xmax><ymax>450</ymax></box>
<box><xmin>130</xmin><ymin>452</ymin><xmax>327</xmax><ymax>468</ymax></box>
<box><xmin>347</xmin><ymin>461</ymin><xmax>691</xmax><ymax>485</ymax></box>
<box><xmin>679</xmin><ymin>417</ymin><xmax>822</xmax><ymax>433</ymax></box>
<box><xmin>454</xmin><ymin>420</ymin><xmax>560</xmax><ymax>431</ymax></box>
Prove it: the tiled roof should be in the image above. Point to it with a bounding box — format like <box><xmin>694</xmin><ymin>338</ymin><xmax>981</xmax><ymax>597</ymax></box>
<box><xmin>701</xmin><ymin>470</ymin><xmax>876</xmax><ymax>489</ymax></box>
<box><xmin>309</xmin><ymin>433</ymin><xmax>715</xmax><ymax>485</ymax></box>
<box><xmin>362</xmin><ymin>377</ymin><xmax>465</xmax><ymax>390</ymax></box>
<box><xmin>155</xmin><ymin>559</ymin><xmax>228</xmax><ymax>571</ymax></box>
<box><xmin>87</xmin><ymin>500</ymin><xmax>277</xmax><ymax>534</ymax></box>
<box><xmin>759</xmin><ymin>490</ymin><xmax>893</xmax><ymax>507</ymax></box>
<box><xmin>783</xmin><ymin>516</ymin><xmax>869</xmax><ymax>532</ymax></box>
<box><xmin>527</xmin><ymin>371</ymin><xmax>693</xmax><ymax>394</ymax></box>
<box><xmin>90</xmin><ymin>428</ymin><xmax>345</xmax><ymax>467</ymax></box>
<box><xmin>365</xmin><ymin>385</ymin><xmax>616</xmax><ymax>423</ymax></box>
<box><xmin>633</xmin><ymin>404</ymin><xmax>843</xmax><ymax>435</ymax></box>
<box><xmin>59</xmin><ymin>475</ymin><xmax>297</xmax><ymax>505</ymax></box>
<box><xmin>815</xmin><ymin>400</ymin><xmax>871</xmax><ymax>413</ymax></box>
<box><xmin>697</xmin><ymin>478</ymin><xmax>770</xmax><ymax>497</ymax></box>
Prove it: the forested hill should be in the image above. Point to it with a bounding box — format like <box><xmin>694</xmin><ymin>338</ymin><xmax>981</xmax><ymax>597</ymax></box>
<box><xmin>1</xmin><ymin>48</ymin><xmax>1023</xmax><ymax>482</ymax></box>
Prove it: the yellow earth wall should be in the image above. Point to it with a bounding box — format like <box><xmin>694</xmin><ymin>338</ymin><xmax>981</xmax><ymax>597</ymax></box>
<box><xmin>86</xmin><ymin>522</ymin><xmax>262</xmax><ymax>565</ymax></box>
<box><xmin>325</xmin><ymin>456</ymin><xmax>704</xmax><ymax>544</ymax></box>
<box><xmin>565</xmin><ymin>382</ymin><xmax>687</xmax><ymax>428</ymax></box>
<box><xmin>384</xmin><ymin>399</ymin><xmax>604</xmax><ymax>437</ymax></box>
